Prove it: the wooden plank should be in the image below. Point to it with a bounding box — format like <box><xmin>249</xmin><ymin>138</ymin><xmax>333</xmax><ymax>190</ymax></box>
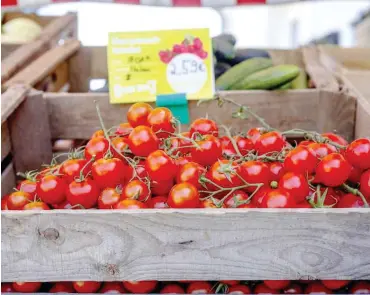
<box><xmin>2</xmin><ymin>208</ymin><xmax>370</xmax><ymax>282</ymax></box>
<box><xmin>268</xmin><ymin>49</ymin><xmax>305</xmax><ymax>68</ymax></box>
<box><xmin>302</xmin><ymin>47</ymin><xmax>339</xmax><ymax>92</ymax></box>
<box><xmin>1</xmin><ymin>122</ymin><xmax>11</xmax><ymax>162</ymax></box>
<box><xmin>340</xmin><ymin>71</ymin><xmax>370</xmax><ymax>139</ymax></box>
<box><xmin>1</xmin><ymin>84</ymin><xmax>29</xmax><ymax>124</ymax></box>
<box><xmin>3</xmin><ymin>40</ymin><xmax>81</xmax><ymax>90</ymax></box>
<box><xmin>39</xmin><ymin>13</ymin><xmax>77</xmax><ymax>46</ymax></box>
<box><xmin>1</xmin><ymin>163</ymin><xmax>16</xmax><ymax>197</ymax></box>
<box><xmin>44</xmin><ymin>90</ymin><xmax>355</xmax><ymax>140</ymax></box>
<box><xmin>68</xmin><ymin>46</ymin><xmax>107</xmax><ymax>92</ymax></box>
<box><xmin>8</xmin><ymin>89</ymin><xmax>53</xmax><ymax>174</ymax></box>
<box><xmin>1</xmin><ymin>43</ymin><xmax>20</xmax><ymax>60</ymax></box>
<box><xmin>1</xmin><ymin>39</ymin><xmax>48</xmax><ymax>84</ymax></box>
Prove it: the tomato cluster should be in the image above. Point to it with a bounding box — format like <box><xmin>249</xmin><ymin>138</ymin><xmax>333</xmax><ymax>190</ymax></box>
<box><xmin>2</xmin><ymin>103</ymin><xmax>369</xmax><ymax>211</ymax></box>
<box><xmin>159</xmin><ymin>37</ymin><xmax>207</xmax><ymax>64</ymax></box>
<box><xmin>2</xmin><ymin>280</ymin><xmax>370</xmax><ymax>294</ymax></box>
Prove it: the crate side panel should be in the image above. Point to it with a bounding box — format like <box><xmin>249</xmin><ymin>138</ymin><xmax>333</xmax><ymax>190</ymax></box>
<box><xmin>2</xmin><ymin>209</ymin><xmax>370</xmax><ymax>282</ymax></box>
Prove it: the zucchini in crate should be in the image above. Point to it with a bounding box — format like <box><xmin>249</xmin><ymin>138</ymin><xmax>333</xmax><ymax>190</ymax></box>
<box><xmin>216</xmin><ymin>57</ymin><xmax>273</xmax><ymax>90</ymax></box>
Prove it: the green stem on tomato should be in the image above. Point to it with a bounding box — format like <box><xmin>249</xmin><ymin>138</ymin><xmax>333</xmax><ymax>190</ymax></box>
<box><xmin>342</xmin><ymin>183</ymin><xmax>369</xmax><ymax>207</ymax></box>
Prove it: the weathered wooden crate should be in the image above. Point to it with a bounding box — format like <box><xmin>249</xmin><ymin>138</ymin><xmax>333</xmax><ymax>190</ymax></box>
<box><xmin>2</xmin><ymin>83</ymin><xmax>370</xmax><ymax>282</ymax></box>
<box><xmin>1</xmin><ymin>12</ymin><xmax>77</xmax><ymax>85</ymax></box>
<box><xmin>318</xmin><ymin>46</ymin><xmax>370</xmax><ymax>139</ymax></box>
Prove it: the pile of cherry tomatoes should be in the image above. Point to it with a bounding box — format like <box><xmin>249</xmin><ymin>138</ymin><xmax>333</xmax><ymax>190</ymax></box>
<box><xmin>2</xmin><ymin>280</ymin><xmax>370</xmax><ymax>294</ymax></box>
<box><xmin>2</xmin><ymin>102</ymin><xmax>369</xmax><ymax>210</ymax></box>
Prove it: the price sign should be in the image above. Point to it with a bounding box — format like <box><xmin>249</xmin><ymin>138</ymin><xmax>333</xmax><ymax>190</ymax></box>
<box><xmin>107</xmin><ymin>29</ymin><xmax>214</xmax><ymax>104</ymax></box>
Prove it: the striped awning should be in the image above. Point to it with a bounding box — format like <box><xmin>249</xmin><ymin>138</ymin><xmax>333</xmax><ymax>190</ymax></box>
<box><xmin>2</xmin><ymin>0</ymin><xmax>269</xmax><ymax>9</ymax></box>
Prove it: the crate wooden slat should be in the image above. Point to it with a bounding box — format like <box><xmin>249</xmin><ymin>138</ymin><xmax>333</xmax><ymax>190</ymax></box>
<box><xmin>2</xmin><ymin>208</ymin><xmax>370</xmax><ymax>282</ymax></box>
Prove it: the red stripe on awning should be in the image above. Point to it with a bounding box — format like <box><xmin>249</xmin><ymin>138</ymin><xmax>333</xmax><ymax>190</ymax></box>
<box><xmin>237</xmin><ymin>0</ymin><xmax>266</xmax><ymax>4</ymax></box>
<box><xmin>173</xmin><ymin>0</ymin><xmax>201</xmax><ymax>6</ymax></box>
<box><xmin>1</xmin><ymin>0</ymin><xmax>18</xmax><ymax>6</ymax></box>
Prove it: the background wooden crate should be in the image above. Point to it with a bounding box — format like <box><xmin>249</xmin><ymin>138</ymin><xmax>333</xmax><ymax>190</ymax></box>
<box><xmin>1</xmin><ymin>12</ymin><xmax>78</xmax><ymax>86</ymax></box>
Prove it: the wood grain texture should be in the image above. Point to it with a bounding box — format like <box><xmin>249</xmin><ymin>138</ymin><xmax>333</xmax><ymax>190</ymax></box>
<box><xmin>1</xmin><ymin>163</ymin><xmax>16</xmax><ymax>197</ymax></box>
<box><xmin>1</xmin><ymin>39</ymin><xmax>48</xmax><ymax>84</ymax></box>
<box><xmin>8</xmin><ymin>90</ymin><xmax>53</xmax><ymax>174</ymax></box>
<box><xmin>3</xmin><ymin>40</ymin><xmax>81</xmax><ymax>90</ymax></box>
<box><xmin>268</xmin><ymin>49</ymin><xmax>305</xmax><ymax>68</ymax></box>
<box><xmin>1</xmin><ymin>122</ymin><xmax>11</xmax><ymax>162</ymax></box>
<box><xmin>302</xmin><ymin>47</ymin><xmax>339</xmax><ymax>92</ymax></box>
<box><xmin>1</xmin><ymin>84</ymin><xmax>29</xmax><ymax>124</ymax></box>
<box><xmin>2</xmin><ymin>209</ymin><xmax>370</xmax><ymax>282</ymax></box>
<box><xmin>44</xmin><ymin>90</ymin><xmax>356</xmax><ymax>140</ymax></box>
<box><xmin>39</xmin><ymin>13</ymin><xmax>77</xmax><ymax>46</ymax></box>
<box><xmin>341</xmin><ymin>71</ymin><xmax>370</xmax><ymax>138</ymax></box>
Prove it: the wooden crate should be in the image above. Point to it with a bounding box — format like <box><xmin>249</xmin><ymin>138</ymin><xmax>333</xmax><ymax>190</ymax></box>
<box><xmin>318</xmin><ymin>46</ymin><xmax>370</xmax><ymax>139</ymax></box>
<box><xmin>1</xmin><ymin>12</ymin><xmax>78</xmax><ymax>85</ymax></box>
<box><xmin>2</xmin><ymin>83</ymin><xmax>370</xmax><ymax>282</ymax></box>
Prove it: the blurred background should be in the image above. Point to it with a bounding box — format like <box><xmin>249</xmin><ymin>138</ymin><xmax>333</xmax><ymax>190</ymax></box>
<box><xmin>33</xmin><ymin>0</ymin><xmax>370</xmax><ymax>48</ymax></box>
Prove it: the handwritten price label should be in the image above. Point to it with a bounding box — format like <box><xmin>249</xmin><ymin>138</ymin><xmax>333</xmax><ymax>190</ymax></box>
<box><xmin>166</xmin><ymin>53</ymin><xmax>208</xmax><ymax>94</ymax></box>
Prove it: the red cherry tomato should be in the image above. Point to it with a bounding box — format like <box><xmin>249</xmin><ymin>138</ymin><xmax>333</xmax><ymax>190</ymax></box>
<box><xmin>160</xmin><ymin>284</ymin><xmax>185</xmax><ymax>294</ymax></box>
<box><xmin>304</xmin><ymin>282</ymin><xmax>332</xmax><ymax>294</ymax></box>
<box><xmin>92</xmin><ymin>158</ymin><xmax>125</xmax><ymax>189</ymax></box>
<box><xmin>115</xmin><ymin>122</ymin><xmax>133</xmax><ymax>137</ymax></box>
<box><xmin>1</xmin><ymin>195</ymin><xmax>9</xmax><ymax>210</ymax></box>
<box><xmin>17</xmin><ymin>179</ymin><xmax>37</xmax><ymax>197</ymax></box>
<box><xmin>62</xmin><ymin>159</ymin><xmax>91</xmax><ymax>183</ymax></box>
<box><xmin>348</xmin><ymin>165</ymin><xmax>363</xmax><ymax>183</ymax></box>
<box><xmin>50</xmin><ymin>282</ymin><xmax>75</xmax><ymax>293</ymax></box>
<box><xmin>12</xmin><ymin>282</ymin><xmax>42</xmax><ymax>293</ymax></box>
<box><xmin>255</xmin><ymin>131</ymin><xmax>285</xmax><ymax>155</ymax></box>
<box><xmin>98</xmin><ymin>187</ymin><xmax>122</xmax><ymax>209</ymax></box>
<box><xmin>85</xmin><ymin>137</ymin><xmax>110</xmax><ymax>160</ymax></box>
<box><xmin>251</xmin><ymin>186</ymin><xmax>270</xmax><ymax>207</ymax></box>
<box><xmin>176</xmin><ymin>162</ymin><xmax>206</xmax><ymax>189</ymax></box>
<box><xmin>321</xmin><ymin>280</ymin><xmax>349</xmax><ymax>290</ymax></box>
<box><xmin>308</xmin><ymin>142</ymin><xmax>336</xmax><ymax>158</ymax></box>
<box><xmin>206</xmin><ymin>160</ymin><xmax>242</xmax><ymax>190</ymax></box>
<box><xmin>336</xmin><ymin>193</ymin><xmax>365</xmax><ymax>208</ymax></box>
<box><xmin>52</xmin><ymin>199</ymin><xmax>79</xmax><ymax>210</ymax></box>
<box><xmin>73</xmin><ymin>281</ymin><xmax>102</xmax><ymax>293</ymax></box>
<box><xmin>150</xmin><ymin>179</ymin><xmax>174</xmax><ymax>196</ymax></box>
<box><xmin>66</xmin><ymin>178</ymin><xmax>99</xmax><ymax>209</ymax></box>
<box><xmin>278</xmin><ymin>172</ymin><xmax>309</xmax><ymax>203</ymax></box>
<box><xmin>145</xmin><ymin>150</ymin><xmax>177</xmax><ymax>181</ymax></box>
<box><xmin>239</xmin><ymin>161</ymin><xmax>270</xmax><ymax>193</ymax></box>
<box><xmin>92</xmin><ymin>129</ymin><xmax>105</xmax><ymax>138</ymax></box>
<box><xmin>128</xmin><ymin>125</ymin><xmax>159</xmax><ymax>157</ymax></box>
<box><xmin>309</xmin><ymin>187</ymin><xmax>340</xmax><ymax>207</ymax></box>
<box><xmin>147</xmin><ymin>196</ymin><xmax>168</xmax><ymax>208</ymax></box>
<box><xmin>262</xmin><ymin>189</ymin><xmax>296</xmax><ymax>208</ymax></box>
<box><xmin>112</xmin><ymin>137</ymin><xmax>130</xmax><ymax>159</ymax></box>
<box><xmin>2</xmin><ymin>283</ymin><xmax>15</xmax><ymax>292</ymax></box>
<box><xmin>169</xmin><ymin>132</ymin><xmax>192</xmax><ymax>155</ymax></box>
<box><xmin>190</xmin><ymin>118</ymin><xmax>218</xmax><ymax>137</ymax></box>
<box><xmin>127</xmin><ymin>102</ymin><xmax>153</xmax><ymax>127</ymax></box>
<box><xmin>345</xmin><ymin>138</ymin><xmax>370</xmax><ymax>170</ymax></box>
<box><xmin>115</xmin><ymin>199</ymin><xmax>148</xmax><ymax>209</ymax></box>
<box><xmin>147</xmin><ymin>107</ymin><xmax>175</xmax><ymax>138</ymax></box>
<box><xmin>284</xmin><ymin>146</ymin><xmax>317</xmax><ymax>175</ymax></box>
<box><xmin>175</xmin><ymin>156</ymin><xmax>192</xmax><ymax>168</ymax></box>
<box><xmin>234</xmin><ymin>136</ymin><xmax>254</xmax><ymax>156</ymax></box>
<box><xmin>168</xmin><ymin>182</ymin><xmax>200</xmax><ymax>208</ymax></box>
<box><xmin>191</xmin><ymin>135</ymin><xmax>222</xmax><ymax>166</ymax></box>
<box><xmin>360</xmin><ymin>169</ymin><xmax>370</xmax><ymax>200</ymax></box>
<box><xmin>247</xmin><ymin>127</ymin><xmax>263</xmax><ymax>144</ymax></box>
<box><xmin>269</xmin><ymin>162</ymin><xmax>285</xmax><ymax>181</ymax></box>
<box><xmin>200</xmin><ymin>198</ymin><xmax>225</xmax><ymax>208</ymax></box>
<box><xmin>23</xmin><ymin>201</ymin><xmax>50</xmax><ymax>210</ymax></box>
<box><xmin>227</xmin><ymin>284</ymin><xmax>251</xmax><ymax>294</ymax></box>
<box><xmin>187</xmin><ymin>281</ymin><xmax>213</xmax><ymax>294</ymax></box>
<box><xmin>315</xmin><ymin>153</ymin><xmax>351</xmax><ymax>187</ymax></box>
<box><xmin>122</xmin><ymin>281</ymin><xmax>157</xmax><ymax>293</ymax></box>
<box><xmin>99</xmin><ymin>282</ymin><xmax>126</xmax><ymax>293</ymax></box>
<box><xmin>296</xmin><ymin>200</ymin><xmax>313</xmax><ymax>208</ymax></box>
<box><xmin>7</xmin><ymin>191</ymin><xmax>32</xmax><ymax>210</ymax></box>
<box><xmin>350</xmin><ymin>281</ymin><xmax>370</xmax><ymax>294</ymax></box>
<box><xmin>254</xmin><ymin>283</ymin><xmax>279</xmax><ymax>294</ymax></box>
<box><xmin>264</xmin><ymin>280</ymin><xmax>291</xmax><ymax>290</ymax></box>
<box><xmin>36</xmin><ymin>174</ymin><xmax>67</xmax><ymax>204</ymax></box>
<box><xmin>123</xmin><ymin>179</ymin><xmax>150</xmax><ymax>202</ymax></box>
<box><xmin>283</xmin><ymin>283</ymin><xmax>303</xmax><ymax>294</ymax></box>
<box><xmin>224</xmin><ymin>190</ymin><xmax>250</xmax><ymax>208</ymax></box>
<box><xmin>322</xmin><ymin>132</ymin><xmax>348</xmax><ymax>146</ymax></box>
